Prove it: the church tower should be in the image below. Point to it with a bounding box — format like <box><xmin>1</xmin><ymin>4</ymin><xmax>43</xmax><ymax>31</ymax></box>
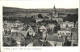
<box><xmin>52</xmin><ymin>5</ymin><xmax>58</xmax><ymax>18</ymax></box>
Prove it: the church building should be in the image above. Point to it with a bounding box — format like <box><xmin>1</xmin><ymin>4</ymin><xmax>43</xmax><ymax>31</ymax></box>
<box><xmin>52</xmin><ymin>5</ymin><xmax>63</xmax><ymax>22</ymax></box>
<box><xmin>52</xmin><ymin>5</ymin><xmax>58</xmax><ymax>18</ymax></box>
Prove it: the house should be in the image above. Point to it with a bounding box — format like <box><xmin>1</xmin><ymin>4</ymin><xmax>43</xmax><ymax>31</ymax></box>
<box><xmin>35</xmin><ymin>18</ymin><xmax>43</xmax><ymax>23</ymax></box>
<box><xmin>3</xmin><ymin>33</ymin><xmax>18</xmax><ymax>46</ymax></box>
<box><xmin>3</xmin><ymin>27</ymin><xmax>11</xmax><ymax>36</ymax></box>
<box><xmin>15</xmin><ymin>20</ymin><xmax>24</xmax><ymax>27</ymax></box>
<box><xmin>47</xmin><ymin>24</ymin><xmax>56</xmax><ymax>31</ymax></box>
<box><xmin>27</xmin><ymin>26</ymin><xmax>35</xmax><ymax>36</ymax></box>
<box><xmin>7</xmin><ymin>23</ymin><xmax>14</xmax><ymax>27</ymax></box>
<box><xmin>58</xmin><ymin>28</ymin><xmax>71</xmax><ymax>38</ymax></box>
<box><xmin>20</xmin><ymin>31</ymin><xmax>27</xmax><ymax>37</ymax></box>
<box><xmin>39</xmin><ymin>25</ymin><xmax>47</xmax><ymax>33</ymax></box>
<box><xmin>11</xmin><ymin>32</ymin><xmax>25</xmax><ymax>46</ymax></box>
<box><xmin>75</xmin><ymin>21</ymin><xmax>78</xmax><ymax>28</ymax></box>
<box><xmin>18</xmin><ymin>26</ymin><xmax>24</xmax><ymax>31</ymax></box>
<box><xmin>3</xmin><ymin>24</ymin><xmax>7</xmax><ymax>29</ymax></box>
<box><xmin>60</xmin><ymin>21</ymin><xmax>74</xmax><ymax>28</ymax></box>
<box><xmin>39</xmin><ymin>25</ymin><xmax>47</xmax><ymax>40</ymax></box>
<box><xmin>57</xmin><ymin>29</ymin><xmax>71</xmax><ymax>36</ymax></box>
<box><xmin>3</xmin><ymin>21</ymin><xmax>8</xmax><ymax>24</ymax></box>
<box><xmin>3</xmin><ymin>37</ymin><xmax>12</xmax><ymax>46</ymax></box>
<box><xmin>11</xmin><ymin>28</ymin><xmax>19</xmax><ymax>32</ymax></box>
<box><xmin>48</xmin><ymin>41</ymin><xmax>63</xmax><ymax>46</ymax></box>
<box><xmin>46</xmin><ymin>34</ymin><xmax>64</xmax><ymax>46</ymax></box>
<box><xmin>57</xmin><ymin>28</ymin><xmax>72</xmax><ymax>43</ymax></box>
<box><xmin>58</xmin><ymin>11</ymin><xmax>68</xmax><ymax>18</ymax></box>
<box><xmin>3</xmin><ymin>21</ymin><xmax>14</xmax><ymax>28</ymax></box>
<box><xmin>52</xmin><ymin>18</ymin><xmax>63</xmax><ymax>22</ymax></box>
<box><xmin>3</xmin><ymin>20</ymin><xmax>24</xmax><ymax>29</ymax></box>
<box><xmin>71</xmin><ymin>28</ymin><xmax>78</xmax><ymax>45</ymax></box>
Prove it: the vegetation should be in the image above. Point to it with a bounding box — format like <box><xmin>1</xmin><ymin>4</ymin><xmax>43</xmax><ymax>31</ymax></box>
<box><xmin>38</xmin><ymin>14</ymin><xmax>43</xmax><ymax>19</ymax></box>
<box><xmin>38</xmin><ymin>20</ymin><xmax>57</xmax><ymax>24</ymax></box>
<box><xmin>63</xmin><ymin>14</ymin><xmax>78</xmax><ymax>23</ymax></box>
<box><xmin>54</xmin><ymin>24</ymin><xmax>60</xmax><ymax>33</ymax></box>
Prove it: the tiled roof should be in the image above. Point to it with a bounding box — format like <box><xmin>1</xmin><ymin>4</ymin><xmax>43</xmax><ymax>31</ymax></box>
<box><xmin>46</xmin><ymin>35</ymin><xmax>64</xmax><ymax>42</ymax></box>
<box><xmin>39</xmin><ymin>26</ymin><xmax>47</xmax><ymax>29</ymax></box>
<box><xmin>11</xmin><ymin>32</ymin><xmax>24</xmax><ymax>42</ymax></box>
<box><xmin>20</xmin><ymin>31</ymin><xmax>27</xmax><ymax>37</ymax></box>
<box><xmin>3</xmin><ymin>37</ymin><xmax>11</xmax><ymax>45</ymax></box>
<box><xmin>71</xmin><ymin>28</ymin><xmax>77</xmax><ymax>32</ymax></box>
<box><xmin>60</xmin><ymin>28</ymin><xmax>71</xmax><ymax>31</ymax></box>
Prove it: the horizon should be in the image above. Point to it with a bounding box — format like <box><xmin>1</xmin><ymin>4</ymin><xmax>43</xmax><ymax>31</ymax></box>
<box><xmin>3</xmin><ymin>6</ymin><xmax>78</xmax><ymax>9</ymax></box>
<box><xmin>3</xmin><ymin>0</ymin><xmax>79</xmax><ymax>9</ymax></box>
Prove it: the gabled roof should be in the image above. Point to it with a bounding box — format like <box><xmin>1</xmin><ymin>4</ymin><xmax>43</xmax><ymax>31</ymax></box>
<box><xmin>46</xmin><ymin>35</ymin><xmax>64</xmax><ymax>42</ymax></box>
<box><xmin>63</xmin><ymin>21</ymin><xmax>74</xmax><ymax>24</ymax></box>
<box><xmin>3</xmin><ymin>37</ymin><xmax>11</xmax><ymax>45</ymax></box>
<box><xmin>59</xmin><ymin>28</ymin><xmax>71</xmax><ymax>31</ymax></box>
<box><xmin>71</xmin><ymin>28</ymin><xmax>78</xmax><ymax>32</ymax></box>
<box><xmin>27</xmin><ymin>26</ymin><xmax>34</xmax><ymax>31</ymax></box>
<box><xmin>11</xmin><ymin>32</ymin><xmax>24</xmax><ymax>42</ymax></box>
<box><xmin>20</xmin><ymin>31</ymin><xmax>27</xmax><ymax>37</ymax></box>
<box><xmin>39</xmin><ymin>26</ymin><xmax>47</xmax><ymax>30</ymax></box>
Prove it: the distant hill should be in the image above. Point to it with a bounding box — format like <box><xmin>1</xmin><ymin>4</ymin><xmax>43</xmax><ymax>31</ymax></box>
<box><xmin>3</xmin><ymin>7</ymin><xmax>78</xmax><ymax>13</ymax></box>
<box><xmin>3</xmin><ymin>7</ymin><xmax>53</xmax><ymax>13</ymax></box>
<box><xmin>3</xmin><ymin>7</ymin><xmax>78</xmax><ymax>18</ymax></box>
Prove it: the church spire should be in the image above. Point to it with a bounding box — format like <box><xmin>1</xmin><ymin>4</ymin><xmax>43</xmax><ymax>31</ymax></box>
<box><xmin>53</xmin><ymin>5</ymin><xmax>56</xmax><ymax>13</ymax></box>
<box><xmin>54</xmin><ymin>5</ymin><xmax>55</xmax><ymax>10</ymax></box>
<box><xmin>52</xmin><ymin>5</ymin><xmax>58</xmax><ymax>18</ymax></box>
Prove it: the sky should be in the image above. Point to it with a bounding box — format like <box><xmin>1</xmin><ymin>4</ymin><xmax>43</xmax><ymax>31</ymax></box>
<box><xmin>3</xmin><ymin>0</ymin><xmax>79</xmax><ymax>9</ymax></box>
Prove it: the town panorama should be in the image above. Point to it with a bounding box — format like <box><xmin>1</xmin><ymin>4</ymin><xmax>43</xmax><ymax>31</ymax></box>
<box><xmin>3</xmin><ymin>5</ymin><xmax>78</xmax><ymax>46</ymax></box>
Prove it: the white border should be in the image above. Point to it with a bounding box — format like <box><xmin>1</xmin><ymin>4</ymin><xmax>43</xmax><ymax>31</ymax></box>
<box><xmin>0</xmin><ymin>1</ymin><xmax>80</xmax><ymax>52</ymax></box>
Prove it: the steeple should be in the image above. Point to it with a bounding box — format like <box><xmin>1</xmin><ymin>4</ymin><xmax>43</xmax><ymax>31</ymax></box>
<box><xmin>54</xmin><ymin>5</ymin><xmax>56</xmax><ymax>10</ymax></box>
<box><xmin>52</xmin><ymin>5</ymin><xmax>58</xmax><ymax>18</ymax></box>
<box><xmin>53</xmin><ymin>5</ymin><xmax>56</xmax><ymax>14</ymax></box>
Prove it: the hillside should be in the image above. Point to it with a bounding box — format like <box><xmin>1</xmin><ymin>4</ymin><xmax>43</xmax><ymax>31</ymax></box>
<box><xmin>3</xmin><ymin>7</ymin><xmax>78</xmax><ymax>18</ymax></box>
<box><xmin>3</xmin><ymin>7</ymin><xmax>78</xmax><ymax>13</ymax></box>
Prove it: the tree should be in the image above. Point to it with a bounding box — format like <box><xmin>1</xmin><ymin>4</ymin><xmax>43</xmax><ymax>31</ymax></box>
<box><xmin>54</xmin><ymin>24</ymin><xmax>60</xmax><ymax>33</ymax></box>
<box><xmin>63</xmin><ymin>14</ymin><xmax>78</xmax><ymax>23</ymax></box>
<box><xmin>38</xmin><ymin>14</ymin><xmax>43</xmax><ymax>19</ymax></box>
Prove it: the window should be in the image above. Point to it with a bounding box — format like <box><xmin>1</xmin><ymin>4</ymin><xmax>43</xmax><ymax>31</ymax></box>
<box><xmin>66</xmin><ymin>24</ymin><xmax>68</xmax><ymax>27</ymax></box>
<box><xmin>66</xmin><ymin>33</ymin><xmax>70</xmax><ymax>36</ymax></box>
